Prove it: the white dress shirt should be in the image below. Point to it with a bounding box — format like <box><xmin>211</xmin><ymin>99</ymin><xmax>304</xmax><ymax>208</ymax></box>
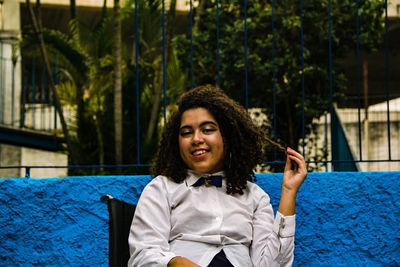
<box><xmin>128</xmin><ymin>170</ymin><xmax>295</xmax><ymax>267</ymax></box>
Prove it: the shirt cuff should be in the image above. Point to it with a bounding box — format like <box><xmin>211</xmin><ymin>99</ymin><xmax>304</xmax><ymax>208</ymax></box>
<box><xmin>159</xmin><ymin>251</ymin><xmax>178</xmax><ymax>266</ymax></box>
<box><xmin>273</xmin><ymin>211</ymin><xmax>296</xmax><ymax>238</ymax></box>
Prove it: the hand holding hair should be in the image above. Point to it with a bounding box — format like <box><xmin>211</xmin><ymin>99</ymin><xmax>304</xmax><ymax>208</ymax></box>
<box><xmin>278</xmin><ymin>147</ymin><xmax>308</xmax><ymax>216</ymax></box>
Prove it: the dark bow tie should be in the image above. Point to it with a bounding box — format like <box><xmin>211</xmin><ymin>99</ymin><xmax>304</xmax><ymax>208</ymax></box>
<box><xmin>192</xmin><ymin>175</ymin><xmax>223</xmax><ymax>187</ymax></box>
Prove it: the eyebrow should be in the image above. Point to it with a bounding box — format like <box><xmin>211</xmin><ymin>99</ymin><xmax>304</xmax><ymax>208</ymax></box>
<box><xmin>180</xmin><ymin>121</ymin><xmax>218</xmax><ymax>130</ymax></box>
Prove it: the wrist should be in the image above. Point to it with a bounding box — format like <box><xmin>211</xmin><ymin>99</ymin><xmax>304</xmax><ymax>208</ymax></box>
<box><xmin>281</xmin><ymin>187</ymin><xmax>298</xmax><ymax>198</ymax></box>
<box><xmin>278</xmin><ymin>188</ymin><xmax>297</xmax><ymax>216</ymax></box>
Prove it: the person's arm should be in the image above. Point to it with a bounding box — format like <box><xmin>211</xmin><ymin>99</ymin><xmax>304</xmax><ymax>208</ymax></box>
<box><xmin>128</xmin><ymin>177</ymin><xmax>177</xmax><ymax>267</ymax></box>
<box><xmin>278</xmin><ymin>147</ymin><xmax>307</xmax><ymax>216</ymax></box>
<box><xmin>250</xmin><ymin>147</ymin><xmax>307</xmax><ymax>266</ymax></box>
<box><xmin>250</xmin><ymin>192</ymin><xmax>295</xmax><ymax>266</ymax></box>
<box><xmin>128</xmin><ymin>177</ymin><xmax>200</xmax><ymax>267</ymax></box>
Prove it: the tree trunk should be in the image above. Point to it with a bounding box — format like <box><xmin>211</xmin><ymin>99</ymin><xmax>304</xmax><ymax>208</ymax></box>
<box><xmin>69</xmin><ymin>0</ymin><xmax>76</xmax><ymax>19</ymax></box>
<box><xmin>145</xmin><ymin>0</ymin><xmax>177</xmax><ymax>143</ymax></box>
<box><xmin>27</xmin><ymin>0</ymin><xmax>77</xmax><ymax>165</ymax></box>
<box><xmin>145</xmin><ymin>66</ymin><xmax>164</xmax><ymax>143</ymax></box>
<box><xmin>69</xmin><ymin>0</ymin><xmax>86</xmax><ymax>167</ymax></box>
<box><xmin>182</xmin><ymin>0</ymin><xmax>207</xmax><ymax>90</ymax></box>
<box><xmin>94</xmin><ymin>113</ymin><xmax>104</xmax><ymax>171</ymax></box>
<box><xmin>194</xmin><ymin>0</ymin><xmax>207</xmax><ymax>29</ymax></box>
<box><xmin>113</xmin><ymin>0</ymin><xmax>123</xmax><ymax>169</ymax></box>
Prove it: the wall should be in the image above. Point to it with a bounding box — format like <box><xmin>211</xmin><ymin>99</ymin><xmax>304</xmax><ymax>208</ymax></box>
<box><xmin>0</xmin><ymin>172</ymin><xmax>399</xmax><ymax>266</ymax></box>
<box><xmin>338</xmin><ymin>107</ymin><xmax>400</xmax><ymax>172</ymax></box>
<box><xmin>305</xmin><ymin>107</ymin><xmax>400</xmax><ymax>172</ymax></box>
<box><xmin>0</xmin><ymin>144</ymin><xmax>68</xmax><ymax>178</ymax></box>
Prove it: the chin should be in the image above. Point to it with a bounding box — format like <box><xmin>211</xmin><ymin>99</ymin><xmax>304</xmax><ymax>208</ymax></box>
<box><xmin>193</xmin><ymin>166</ymin><xmax>222</xmax><ymax>174</ymax></box>
<box><xmin>192</xmin><ymin>168</ymin><xmax>211</xmax><ymax>174</ymax></box>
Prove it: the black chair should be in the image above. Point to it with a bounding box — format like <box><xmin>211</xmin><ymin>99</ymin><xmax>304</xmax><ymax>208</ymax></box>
<box><xmin>101</xmin><ymin>194</ymin><xmax>136</xmax><ymax>267</ymax></box>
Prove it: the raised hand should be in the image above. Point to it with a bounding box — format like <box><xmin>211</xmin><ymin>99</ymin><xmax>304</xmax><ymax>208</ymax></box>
<box><xmin>278</xmin><ymin>147</ymin><xmax>307</xmax><ymax>216</ymax></box>
<box><xmin>282</xmin><ymin>147</ymin><xmax>308</xmax><ymax>193</ymax></box>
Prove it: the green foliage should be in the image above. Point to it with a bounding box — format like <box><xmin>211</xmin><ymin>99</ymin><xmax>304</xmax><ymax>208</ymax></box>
<box><xmin>22</xmin><ymin>0</ymin><xmax>184</xmax><ymax>174</ymax></box>
<box><xmin>123</xmin><ymin>0</ymin><xmax>184</xmax><ymax>165</ymax></box>
<box><xmin>22</xmin><ymin>0</ymin><xmax>384</xmax><ymax>172</ymax></box>
<box><xmin>173</xmin><ymin>0</ymin><xmax>385</xmax><ymax>165</ymax></box>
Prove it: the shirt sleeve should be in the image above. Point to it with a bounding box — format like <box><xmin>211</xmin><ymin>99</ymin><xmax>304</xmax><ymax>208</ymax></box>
<box><xmin>250</xmin><ymin>194</ymin><xmax>295</xmax><ymax>267</ymax></box>
<box><xmin>128</xmin><ymin>177</ymin><xmax>177</xmax><ymax>267</ymax></box>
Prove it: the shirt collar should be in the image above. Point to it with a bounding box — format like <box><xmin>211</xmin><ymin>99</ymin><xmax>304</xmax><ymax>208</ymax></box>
<box><xmin>185</xmin><ymin>169</ymin><xmax>226</xmax><ymax>187</ymax></box>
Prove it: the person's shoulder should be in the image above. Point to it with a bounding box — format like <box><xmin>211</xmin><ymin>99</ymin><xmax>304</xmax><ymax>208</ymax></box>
<box><xmin>140</xmin><ymin>175</ymin><xmax>183</xmax><ymax>201</ymax></box>
<box><xmin>246</xmin><ymin>180</ymin><xmax>265</xmax><ymax>192</ymax></box>
<box><xmin>245</xmin><ymin>180</ymin><xmax>270</xmax><ymax>199</ymax></box>
<box><xmin>148</xmin><ymin>175</ymin><xmax>171</xmax><ymax>186</ymax></box>
<box><xmin>148</xmin><ymin>175</ymin><xmax>185</xmax><ymax>190</ymax></box>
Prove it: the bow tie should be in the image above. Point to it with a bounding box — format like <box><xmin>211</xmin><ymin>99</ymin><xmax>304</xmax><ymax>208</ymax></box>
<box><xmin>192</xmin><ymin>175</ymin><xmax>223</xmax><ymax>187</ymax></box>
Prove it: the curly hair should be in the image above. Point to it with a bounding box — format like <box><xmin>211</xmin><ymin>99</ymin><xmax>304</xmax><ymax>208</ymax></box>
<box><xmin>151</xmin><ymin>85</ymin><xmax>284</xmax><ymax>194</ymax></box>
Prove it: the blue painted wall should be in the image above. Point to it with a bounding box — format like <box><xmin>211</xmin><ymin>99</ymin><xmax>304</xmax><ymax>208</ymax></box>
<box><xmin>0</xmin><ymin>172</ymin><xmax>399</xmax><ymax>266</ymax></box>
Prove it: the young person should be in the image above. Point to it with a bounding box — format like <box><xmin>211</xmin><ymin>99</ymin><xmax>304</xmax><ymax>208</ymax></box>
<box><xmin>128</xmin><ymin>86</ymin><xmax>307</xmax><ymax>267</ymax></box>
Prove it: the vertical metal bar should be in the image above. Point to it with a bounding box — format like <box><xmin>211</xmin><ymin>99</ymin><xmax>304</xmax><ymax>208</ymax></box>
<box><xmin>48</xmin><ymin>76</ymin><xmax>53</xmax><ymax>129</ymax></box>
<box><xmin>53</xmin><ymin>54</ymin><xmax>58</xmax><ymax>130</ymax></box>
<box><xmin>25</xmin><ymin>167</ymin><xmax>30</xmax><ymax>179</ymax></box>
<box><xmin>41</xmin><ymin>65</ymin><xmax>45</xmax><ymax>130</ymax></box>
<box><xmin>384</xmin><ymin>0</ymin><xmax>391</xmax><ymax>160</ymax></box>
<box><xmin>190</xmin><ymin>0</ymin><xmax>194</xmax><ymax>90</ymax></box>
<box><xmin>244</xmin><ymin>0</ymin><xmax>248</xmax><ymax>112</ymax></box>
<box><xmin>0</xmin><ymin>43</ymin><xmax>4</xmax><ymax>124</ymax></box>
<box><xmin>162</xmin><ymin>0</ymin><xmax>167</xmax><ymax>125</ymax></box>
<box><xmin>135</xmin><ymin>0</ymin><xmax>141</xmax><ymax>164</ymax></box>
<box><xmin>31</xmin><ymin>56</ymin><xmax>36</xmax><ymax>129</ymax></box>
<box><xmin>356</xmin><ymin>0</ymin><xmax>363</xmax><ymax>161</ymax></box>
<box><xmin>300</xmin><ymin>0</ymin><xmax>305</xmax><ymax>155</ymax></box>
<box><xmin>324</xmin><ymin>113</ymin><xmax>328</xmax><ymax>171</ymax></box>
<box><xmin>11</xmin><ymin>56</ymin><xmax>15</xmax><ymax>126</ymax></box>
<box><xmin>20</xmin><ymin>51</ymin><xmax>26</xmax><ymax>128</ymax></box>
<box><xmin>216</xmin><ymin>0</ymin><xmax>220</xmax><ymax>88</ymax></box>
<box><xmin>328</xmin><ymin>0</ymin><xmax>334</xmax><ymax>171</ymax></box>
<box><xmin>272</xmin><ymin>0</ymin><xmax>277</xmax><ymax>161</ymax></box>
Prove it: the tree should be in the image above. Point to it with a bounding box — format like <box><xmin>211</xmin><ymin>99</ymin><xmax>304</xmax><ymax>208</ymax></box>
<box><xmin>26</xmin><ymin>0</ymin><xmax>78</xmax><ymax>164</ymax></box>
<box><xmin>70</xmin><ymin>0</ymin><xmax>76</xmax><ymax>19</ymax></box>
<box><xmin>22</xmin><ymin>0</ymin><xmax>185</xmax><ymax>172</ymax></box>
<box><xmin>173</xmin><ymin>0</ymin><xmax>385</xmax><ymax>166</ymax></box>
<box><xmin>126</xmin><ymin>0</ymin><xmax>184</xmax><ymax>163</ymax></box>
<box><xmin>114</xmin><ymin>0</ymin><xmax>123</xmax><ymax>168</ymax></box>
<box><xmin>23</xmin><ymin>0</ymin><xmax>119</xmax><ymax>171</ymax></box>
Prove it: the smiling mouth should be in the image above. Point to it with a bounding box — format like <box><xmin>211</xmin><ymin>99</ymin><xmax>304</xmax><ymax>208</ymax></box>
<box><xmin>192</xmin><ymin>149</ymin><xmax>209</xmax><ymax>157</ymax></box>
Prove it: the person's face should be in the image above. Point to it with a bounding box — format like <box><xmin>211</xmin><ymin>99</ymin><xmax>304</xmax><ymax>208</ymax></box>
<box><xmin>179</xmin><ymin>107</ymin><xmax>225</xmax><ymax>174</ymax></box>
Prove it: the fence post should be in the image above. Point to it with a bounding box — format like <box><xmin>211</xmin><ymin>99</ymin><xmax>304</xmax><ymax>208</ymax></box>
<box><xmin>25</xmin><ymin>167</ymin><xmax>30</xmax><ymax>179</ymax></box>
<box><xmin>20</xmin><ymin>51</ymin><xmax>26</xmax><ymax>128</ymax></box>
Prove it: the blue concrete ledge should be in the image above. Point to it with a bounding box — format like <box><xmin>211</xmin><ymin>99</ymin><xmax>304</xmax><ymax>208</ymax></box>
<box><xmin>0</xmin><ymin>172</ymin><xmax>399</xmax><ymax>266</ymax></box>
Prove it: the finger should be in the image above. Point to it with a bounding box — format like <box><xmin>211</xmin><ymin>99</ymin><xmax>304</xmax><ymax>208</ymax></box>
<box><xmin>288</xmin><ymin>155</ymin><xmax>307</xmax><ymax>174</ymax></box>
<box><xmin>284</xmin><ymin>150</ymin><xmax>292</xmax><ymax>172</ymax></box>
<box><xmin>287</xmin><ymin>148</ymin><xmax>306</xmax><ymax>167</ymax></box>
<box><xmin>291</xmin><ymin>159</ymin><xmax>297</xmax><ymax>171</ymax></box>
<box><xmin>287</xmin><ymin>147</ymin><xmax>304</xmax><ymax>160</ymax></box>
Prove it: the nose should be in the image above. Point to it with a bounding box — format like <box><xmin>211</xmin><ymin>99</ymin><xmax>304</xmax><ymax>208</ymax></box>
<box><xmin>192</xmin><ymin>130</ymin><xmax>204</xmax><ymax>144</ymax></box>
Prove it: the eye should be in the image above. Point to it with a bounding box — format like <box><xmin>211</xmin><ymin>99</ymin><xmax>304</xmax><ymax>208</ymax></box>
<box><xmin>180</xmin><ymin>129</ymin><xmax>192</xmax><ymax>137</ymax></box>
<box><xmin>202</xmin><ymin>128</ymin><xmax>217</xmax><ymax>134</ymax></box>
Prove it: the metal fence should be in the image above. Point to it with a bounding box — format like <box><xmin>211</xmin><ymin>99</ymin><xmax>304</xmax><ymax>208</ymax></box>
<box><xmin>0</xmin><ymin>0</ymin><xmax>399</xmax><ymax>177</ymax></box>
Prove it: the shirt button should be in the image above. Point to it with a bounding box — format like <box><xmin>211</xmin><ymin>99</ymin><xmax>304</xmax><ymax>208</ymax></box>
<box><xmin>215</xmin><ymin>216</ymin><xmax>221</xmax><ymax>222</ymax></box>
